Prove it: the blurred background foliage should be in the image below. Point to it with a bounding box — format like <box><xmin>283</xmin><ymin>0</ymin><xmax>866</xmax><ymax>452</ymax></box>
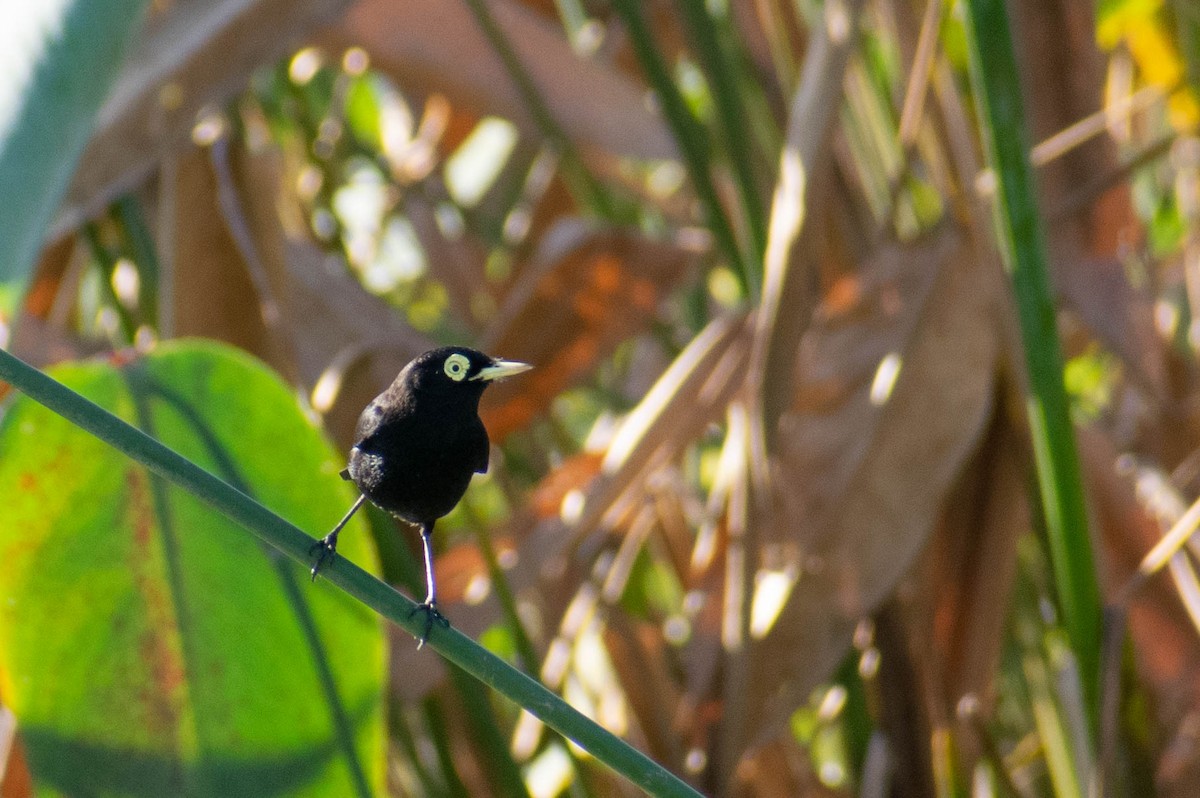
<box><xmin>3</xmin><ymin>0</ymin><xmax>1200</xmax><ymax>795</ymax></box>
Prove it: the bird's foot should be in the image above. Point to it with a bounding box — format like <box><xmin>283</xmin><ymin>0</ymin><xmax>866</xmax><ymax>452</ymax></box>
<box><xmin>309</xmin><ymin>534</ymin><xmax>338</xmax><ymax>581</ymax></box>
<box><xmin>408</xmin><ymin>600</ymin><xmax>450</xmax><ymax>649</ymax></box>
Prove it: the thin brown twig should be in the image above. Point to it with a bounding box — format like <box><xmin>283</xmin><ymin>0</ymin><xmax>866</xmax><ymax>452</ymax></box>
<box><xmin>1031</xmin><ymin>83</ymin><xmax>1168</xmax><ymax>167</ymax></box>
<box><xmin>897</xmin><ymin>0</ymin><xmax>943</xmax><ymax>147</ymax></box>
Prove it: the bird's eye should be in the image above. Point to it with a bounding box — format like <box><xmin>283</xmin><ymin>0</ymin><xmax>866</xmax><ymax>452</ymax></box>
<box><xmin>443</xmin><ymin>353</ymin><xmax>470</xmax><ymax>381</ymax></box>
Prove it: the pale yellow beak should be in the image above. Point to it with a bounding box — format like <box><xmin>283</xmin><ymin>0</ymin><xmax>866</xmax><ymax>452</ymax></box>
<box><xmin>473</xmin><ymin>359</ymin><xmax>533</xmax><ymax>381</ymax></box>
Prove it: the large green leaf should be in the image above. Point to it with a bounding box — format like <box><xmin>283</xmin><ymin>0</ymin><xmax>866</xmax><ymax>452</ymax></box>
<box><xmin>0</xmin><ymin>1</ymin><xmax>148</xmax><ymax>284</ymax></box>
<box><xmin>0</xmin><ymin>340</ymin><xmax>385</xmax><ymax>796</ymax></box>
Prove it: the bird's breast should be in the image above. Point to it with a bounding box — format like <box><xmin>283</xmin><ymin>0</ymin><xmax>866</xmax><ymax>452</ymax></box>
<box><xmin>348</xmin><ymin>413</ymin><xmax>486</xmax><ymax>523</ymax></box>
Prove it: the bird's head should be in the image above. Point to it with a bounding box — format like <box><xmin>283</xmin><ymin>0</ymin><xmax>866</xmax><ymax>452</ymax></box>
<box><xmin>402</xmin><ymin>347</ymin><xmax>532</xmax><ymax>401</ymax></box>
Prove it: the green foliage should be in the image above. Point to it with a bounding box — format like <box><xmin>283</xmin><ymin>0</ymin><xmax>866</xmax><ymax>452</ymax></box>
<box><xmin>344</xmin><ymin>73</ymin><xmax>392</xmax><ymax>153</ymax></box>
<box><xmin>1064</xmin><ymin>348</ymin><xmax>1119</xmax><ymax>421</ymax></box>
<box><xmin>0</xmin><ymin>1</ymin><xmax>149</xmax><ymax>285</ymax></box>
<box><xmin>0</xmin><ymin>341</ymin><xmax>386</xmax><ymax>796</ymax></box>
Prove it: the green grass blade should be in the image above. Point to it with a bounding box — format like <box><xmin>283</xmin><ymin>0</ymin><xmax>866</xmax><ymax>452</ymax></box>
<box><xmin>0</xmin><ymin>346</ymin><xmax>702</xmax><ymax>798</ymax></box>
<box><xmin>963</xmin><ymin>0</ymin><xmax>1102</xmax><ymax>722</ymax></box>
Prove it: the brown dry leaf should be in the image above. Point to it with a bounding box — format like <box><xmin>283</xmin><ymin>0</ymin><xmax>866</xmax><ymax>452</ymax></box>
<box><xmin>504</xmin><ymin>314</ymin><xmax>750</xmax><ymax>620</ymax></box>
<box><xmin>486</xmin><ymin>319</ymin><xmax>754</xmax><ymax>765</ymax></box>
<box><xmin>428</xmin><ymin>542</ymin><xmax>489</xmax><ymax>607</ymax></box>
<box><xmin>170</xmin><ymin>132</ymin><xmax>435</xmax><ymax>447</ymax></box>
<box><xmin>733</xmin><ymin>737</ymin><xmax>829</xmax><ymax>798</ymax></box>
<box><xmin>741</xmin><ymin>228</ymin><xmax>1001</xmax><ymax>747</ymax></box>
<box><xmin>897</xmin><ymin>412</ymin><xmax>1028</xmax><ymax>775</ymax></box>
<box><xmin>323</xmin><ymin>0</ymin><xmax>677</xmax><ymax>162</ymax></box>
<box><xmin>479</xmin><ymin>220</ymin><xmax>700</xmax><ymax>439</ymax></box>
<box><xmin>53</xmin><ymin>0</ymin><xmax>356</xmax><ymax>239</ymax></box>
<box><xmin>528</xmin><ymin>452</ymin><xmax>604</xmax><ymax>519</ymax></box>
<box><xmin>751</xmin><ymin>0</ymin><xmax>868</xmax><ymax>435</ymax></box>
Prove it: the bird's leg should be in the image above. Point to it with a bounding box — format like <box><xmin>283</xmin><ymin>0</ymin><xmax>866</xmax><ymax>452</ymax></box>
<box><xmin>310</xmin><ymin>494</ymin><xmax>367</xmax><ymax>581</ymax></box>
<box><xmin>409</xmin><ymin>521</ymin><xmax>450</xmax><ymax>648</ymax></box>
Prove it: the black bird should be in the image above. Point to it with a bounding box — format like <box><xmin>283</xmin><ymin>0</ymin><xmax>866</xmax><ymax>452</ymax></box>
<box><xmin>310</xmin><ymin>346</ymin><xmax>531</xmax><ymax>646</ymax></box>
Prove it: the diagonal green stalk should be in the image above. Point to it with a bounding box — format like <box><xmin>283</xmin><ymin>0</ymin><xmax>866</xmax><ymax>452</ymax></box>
<box><xmin>609</xmin><ymin>0</ymin><xmax>757</xmax><ymax>296</ymax></box>
<box><xmin>963</xmin><ymin>0</ymin><xmax>1101</xmax><ymax>725</ymax></box>
<box><xmin>0</xmin><ymin>347</ymin><xmax>701</xmax><ymax>798</ymax></box>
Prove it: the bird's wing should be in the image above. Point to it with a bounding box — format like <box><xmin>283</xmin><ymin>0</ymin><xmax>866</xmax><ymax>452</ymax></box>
<box><xmin>352</xmin><ymin>400</ymin><xmax>387</xmax><ymax>446</ymax></box>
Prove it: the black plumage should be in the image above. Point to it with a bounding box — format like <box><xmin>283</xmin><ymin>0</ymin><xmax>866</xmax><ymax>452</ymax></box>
<box><xmin>310</xmin><ymin>346</ymin><xmax>530</xmax><ymax>645</ymax></box>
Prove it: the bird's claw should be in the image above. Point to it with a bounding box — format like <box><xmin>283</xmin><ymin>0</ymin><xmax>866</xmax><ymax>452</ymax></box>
<box><xmin>309</xmin><ymin>535</ymin><xmax>338</xmax><ymax>581</ymax></box>
<box><xmin>408</xmin><ymin>601</ymin><xmax>450</xmax><ymax>649</ymax></box>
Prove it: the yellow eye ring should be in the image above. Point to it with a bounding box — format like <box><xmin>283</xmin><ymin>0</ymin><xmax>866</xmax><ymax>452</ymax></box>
<box><xmin>443</xmin><ymin>353</ymin><xmax>470</xmax><ymax>381</ymax></box>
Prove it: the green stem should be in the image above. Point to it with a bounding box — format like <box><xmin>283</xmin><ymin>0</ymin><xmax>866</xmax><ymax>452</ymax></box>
<box><xmin>0</xmin><ymin>347</ymin><xmax>700</xmax><ymax>798</ymax></box>
<box><xmin>963</xmin><ymin>0</ymin><xmax>1101</xmax><ymax>725</ymax></box>
<box><xmin>609</xmin><ymin>0</ymin><xmax>756</xmax><ymax>296</ymax></box>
